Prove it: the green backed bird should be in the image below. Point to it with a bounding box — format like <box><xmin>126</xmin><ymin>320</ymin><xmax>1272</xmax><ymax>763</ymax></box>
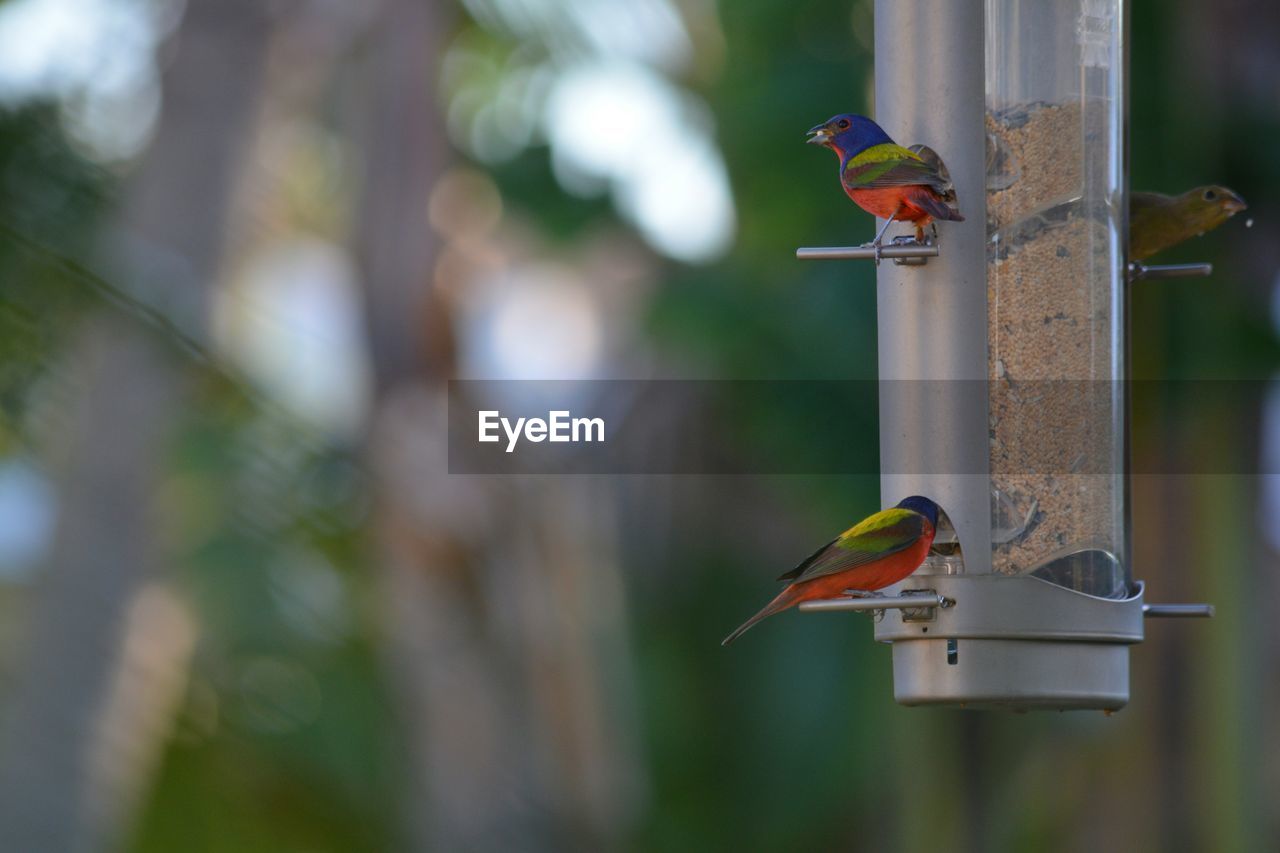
<box><xmin>1130</xmin><ymin>185</ymin><xmax>1247</xmax><ymax>261</ymax></box>
<box><xmin>722</xmin><ymin>496</ymin><xmax>939</xmax><ymax>646</ymax></box>
<box><xmin>806</xmin><ymin>114</ymin><xmax>963</xmax><ymax>250</ymax></box>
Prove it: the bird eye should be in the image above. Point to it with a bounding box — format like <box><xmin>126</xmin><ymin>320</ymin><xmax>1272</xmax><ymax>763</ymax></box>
<box><xmin>1203</xmin><ymin>189</ymin><xmax>1217</xmax><ymax>201</ymax></box>
<box><xmin>837</xmin><ymin>119</ymin><xmax>851</xmax><ymax>130</ymax></box>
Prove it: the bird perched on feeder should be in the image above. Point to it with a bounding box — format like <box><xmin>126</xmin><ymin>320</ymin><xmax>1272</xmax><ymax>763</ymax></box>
<box><xmin>722</xmin><ymin>496</ymin><xmax>939</xmax><ymax>646</ymax></box>
<box><xmin>1129</xmin><ymin>185</ymin><xmax>1248</xmax><ymax>261</ymax></box>
<box><xmin>807</xmin><ymin>114</ymin><xmax>963</xmax><ymax>257</ymax></box>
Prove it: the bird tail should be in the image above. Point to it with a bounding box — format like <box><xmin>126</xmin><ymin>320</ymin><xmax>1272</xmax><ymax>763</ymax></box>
<box><xmin>722</xmin><ymin>586</ymin><xmax>801</xmax><ymax>646</ymax></box>
<box><xmin>910</xmin><ymin>187</ymin><xmax>964</xmax><ymax>222</ymax></box>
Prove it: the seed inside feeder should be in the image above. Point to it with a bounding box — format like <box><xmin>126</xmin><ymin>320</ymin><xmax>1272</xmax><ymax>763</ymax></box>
<box><xmin>985</xmin><ymin>101</ymin><xmax>1123</xmax><ymax>593</ymax></box>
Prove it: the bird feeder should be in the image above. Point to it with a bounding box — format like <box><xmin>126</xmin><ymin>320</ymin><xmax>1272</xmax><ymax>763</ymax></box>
<box><xmin>797</xmin><ymin>0</ymin><xmax>1210</xmax><ymax>710</ymax></box>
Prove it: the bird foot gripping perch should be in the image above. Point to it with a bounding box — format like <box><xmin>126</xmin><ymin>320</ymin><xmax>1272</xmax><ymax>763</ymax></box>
<box><xmin>856</xmin><ymin>204</ymin><xmax>938</xmax><ymax>266</ymax></box>
<box><xmin>888</xmin><ymin>234</ymin><xmax>932</xmax><ymax>266</ymax></box>
<box><xmin>857</xmin><ymin>234</ymin><xmax>935</xmax><ymax>267</ymax></box>
<box><xmin>861</xmin><ymin>203</ymin><xmax>905</xmax><ymax>266</ymax></box>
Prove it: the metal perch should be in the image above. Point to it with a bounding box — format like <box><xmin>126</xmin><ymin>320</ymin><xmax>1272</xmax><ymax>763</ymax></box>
<box><xmin>799</xmin><ymin>591</ymin><xmax>951</xmax><ymax>613</ymax></box>
<box><xmin>1129</xmin><ymin>262</ymin><xmax>1213</xmax><ymax>281</ymax></box>
<box><xmin>796</xmin><ymin>240</ymin><xmax>940</xmax><ymax>264</ymax></box>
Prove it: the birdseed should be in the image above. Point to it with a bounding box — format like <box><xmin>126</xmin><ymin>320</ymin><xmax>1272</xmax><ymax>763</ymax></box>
<box><xmin>985</xmin><ymin>101</ymin><xmax>1122</xmax><ymax>583</ymax></box>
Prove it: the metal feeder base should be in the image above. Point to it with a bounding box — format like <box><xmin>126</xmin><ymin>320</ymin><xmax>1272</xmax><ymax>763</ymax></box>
<box><xmin>869</xmin><ymin>575</ymin><xmax>1145</xmax><ymax>711</ymax></box>
<box><xmin>890</xmin><ymin>638</ymin><xmax>1131</xmax><ymax>711</ymax></box>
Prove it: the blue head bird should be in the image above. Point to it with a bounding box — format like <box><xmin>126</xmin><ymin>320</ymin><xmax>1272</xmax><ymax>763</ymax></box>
<box><xmin>806</xmin><ymin>113</ymin><xmax>894</xmax><ymax>162</ymax></box>
<box><xmin>895</xmin><ymin>495</ymin><xmax>940</xmax><ymax>529</ymax></box>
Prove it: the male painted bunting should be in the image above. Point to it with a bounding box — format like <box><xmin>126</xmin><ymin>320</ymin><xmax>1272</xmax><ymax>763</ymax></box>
<box><xmin>807</xmin><ymin>114</ymin><xmax>963</xmax><ymax>254</ymax></box>
<box><xmin>1129</xmin><ymin>185</ymin><xmax>1247</xmax><ymax>261</ymax></box>
<box><xmin>722</xmin><ymin>496</ymin><xmax>939</xmax><ymax>645</ymax></box>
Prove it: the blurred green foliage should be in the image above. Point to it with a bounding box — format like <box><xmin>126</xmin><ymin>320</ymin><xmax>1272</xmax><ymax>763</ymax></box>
<box><xmin>0</xmin><ymin>106</ymin><xmax>112</xmax><ymax>452</ymax></box>
<box><xmin>0</xmin><ymin>100</ymin><xmax>398</xmax><ymax>851</ymax></box>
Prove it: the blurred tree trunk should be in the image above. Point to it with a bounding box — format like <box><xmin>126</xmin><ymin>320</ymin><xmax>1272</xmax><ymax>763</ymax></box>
<box><xmin>353</xmin><ymin>2</ymin><xmax>639</xmax><ymax>849</ymax></box>
<box><xmin>0</xmin><ymin>1</ymin><xmax>271</xmax><ymax>849</ymax></box>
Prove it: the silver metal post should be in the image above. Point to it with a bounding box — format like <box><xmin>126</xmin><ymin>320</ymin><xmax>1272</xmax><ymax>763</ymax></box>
<box><xmin>874</xmin><ymin>0</ymin><xmax>991</xmax><ymax>573</ymax></box>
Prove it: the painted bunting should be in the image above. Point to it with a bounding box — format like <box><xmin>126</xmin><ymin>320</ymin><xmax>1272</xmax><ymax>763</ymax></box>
<box><xmin>722</xmin><ymin>496</ymin><xmax>939</xmax><ymax>646</ymax></box>
<box><xmin>1130</xmin><ymin>185</ymin><xmax>1247</xmax><ymax>261</ymax></box>
<box><xmin>807</xmin><ymin>114</ymin><xmax>963</xmax><ymax>252</ymax></box>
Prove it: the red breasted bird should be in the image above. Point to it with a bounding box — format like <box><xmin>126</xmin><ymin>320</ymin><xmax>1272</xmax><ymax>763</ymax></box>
<box><xmin>1130</xmin><ymin>185</ymin><xmax>1247</xmax><ymax>261</ymax></box>
<box><xmin>722</xmin><ymin>496</ymin><xmax>939</xmax><ymax>645</ymax></box>
<box><xmin>807</xmin><ymin>114</ymin><xmax>963</xmax><ymax>251</ymax></box>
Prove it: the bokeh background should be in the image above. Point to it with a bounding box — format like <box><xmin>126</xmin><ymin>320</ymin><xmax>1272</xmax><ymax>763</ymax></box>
<box><xmin>0</xmin><ymin>0</ymin><xmax>1277</xmax><ymax>850</ymax></box>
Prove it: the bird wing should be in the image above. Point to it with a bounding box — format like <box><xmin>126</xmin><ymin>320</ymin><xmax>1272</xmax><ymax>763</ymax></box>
<box><xmin>908</xmin><ymin>144</ymin><xmax>956</xmax><ymax>202</ymax></box>
<box><xmin>843</xmin><ymin>143</ymin><xmax>949</xmax><ymax>193</ymax></box>
<box><xmin>1130</xmin><ymin>187</ymin><xmax>1244</xmax><ymax>261</ymax></box>
<box><xmin>1129</xmin><ymin>191</ymin><xmax>1174</xmax><ymax>214</ymax></box>
<box><xmin>776</xmin><ymin>508</ymin><xmax>926</xmax><ymax>583</ymax></box>
<box><xmin>1128</xmin><ymin>192</ymin><xmax>1180</xmax><ymax>261</ymax></box>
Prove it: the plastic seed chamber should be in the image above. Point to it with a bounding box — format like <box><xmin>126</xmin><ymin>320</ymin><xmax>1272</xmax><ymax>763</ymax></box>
<box><xmin>797</xmin><ymin>0</ymin><xmax>1210</xmax><ymax>710</ymax></box>
<box><xmin>985</xmin><ymin>0</ymin><xmax>1126</xmax><ymax>596</ymax></box>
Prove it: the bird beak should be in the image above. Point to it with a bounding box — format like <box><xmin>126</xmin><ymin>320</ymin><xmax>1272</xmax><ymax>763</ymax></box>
<box><xmin>1224</xmin><ymin>191</ymin><xmax>1248</xmax><ymax>214</ymax></box>
<box><xmin>806</xmin><ymin>123</ymin><xmax>832</xmax><ymax>145</ymax></box>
